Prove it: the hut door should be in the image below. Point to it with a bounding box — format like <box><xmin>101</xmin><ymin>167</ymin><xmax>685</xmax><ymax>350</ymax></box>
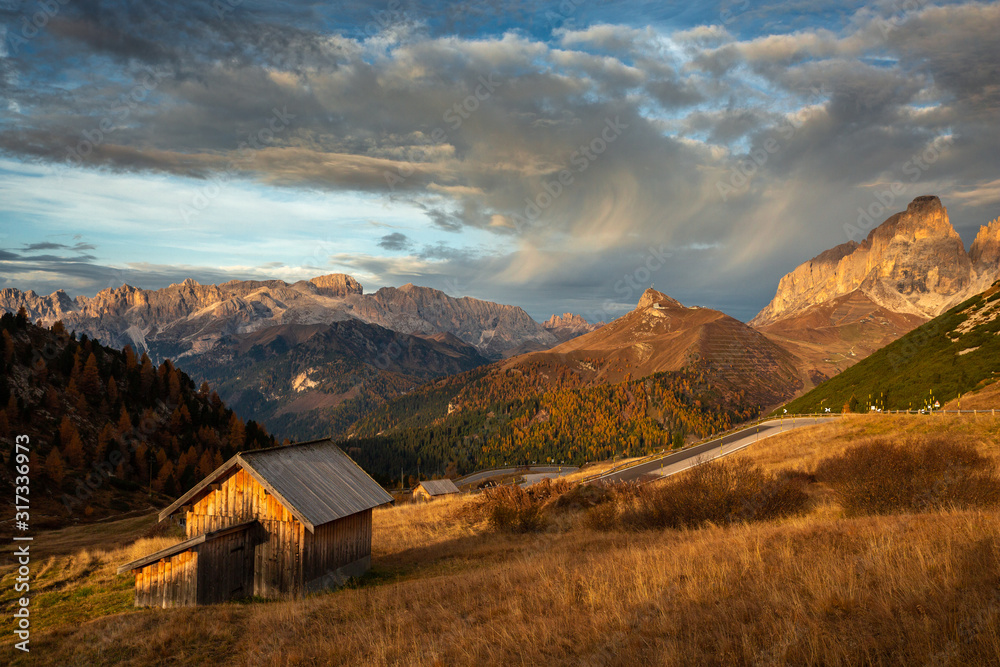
<box><xmin>223</xmin><ymin>533</ymin><xmax>254</xmax><ymax>601</ymax></box>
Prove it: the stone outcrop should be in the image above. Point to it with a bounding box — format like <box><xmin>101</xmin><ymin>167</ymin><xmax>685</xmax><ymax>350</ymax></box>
<box><xmin>970</xmin><ymin>217</ymin><xmax>1000</xmax><ymax>278</ymax></box>
<box><xmin>752</xmin><ymin>196</ymin><xmax>998</xmax><ymax>327</ymax></box>
<box><xmin>542</xmin><ymin>313</ymin><xmax>604</xmax><ymax>342</ymax></box>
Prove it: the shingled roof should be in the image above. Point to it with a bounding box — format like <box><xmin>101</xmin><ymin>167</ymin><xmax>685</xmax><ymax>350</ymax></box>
<box><xmin>416</xmin><ymin>479</ymin><xmax>461</xmax><ymax>496</ymax></box>
<box><xmin>159</xmin><ymin>439</ymin><xmax>393</xmax><ymax>531</ymax></box>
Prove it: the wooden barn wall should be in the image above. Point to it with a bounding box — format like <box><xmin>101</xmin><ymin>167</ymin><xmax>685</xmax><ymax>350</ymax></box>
<box><xmin>133</xmin><ymin>550</ymin><xmax>198</xmax><ymax>608</ymax></box>
<box><xmin>195</xmin><ymin>528</ymin><xmax>259</xmax><ymax>604</ymax></box>
<box><xmin>178</xmin><ymin>468</ymin><xmax>375</xmax><ymax>599</ymax></box>
<box><xmin>185</xmin><ymin>468</ymin><xmax>306</xmax><ymax>598</ymax></box>
<box><xmin>303</xmin><ymin>509</ymin><xmax>372</xmax><ymax>585</ymax></box>
<box><xmin>185</xmin><ymin>469</ymin><xmax>297</xmax><ymax>535</ymax></box>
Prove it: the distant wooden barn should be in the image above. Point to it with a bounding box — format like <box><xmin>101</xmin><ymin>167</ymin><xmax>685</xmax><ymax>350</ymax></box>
<box><xmin>412</xmin><ymin>478</ymin><xmax>461</xmax><ymax>501</ymax></box>
<box><xmin>118</xmin><ymin>439</ymin><xmax>393</xmax><ymax>607</ymax></box>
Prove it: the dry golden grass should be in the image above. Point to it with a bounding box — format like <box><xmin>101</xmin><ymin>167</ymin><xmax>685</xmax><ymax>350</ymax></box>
<box><xmin>4</xmin><ymin>414</ymin><xmax>1000</xmax><ymax>666</ymax></box>
<box><xmin>743</xmin><ymin>413</ymin><xmax>1000</xmax><ymax>472</ymax></box>
<box><xmin>560</xmin><ymin>456</ymin><xmax>646</xmax><ymax>483</ymax></box>
<box><xmin>0</xmin><ymin>519</ymin><xmax>185</xmax><ymax>653</ymax></box>
<box><xmin>944</xmin><ymin>380</ymin><xmax>1000</xmax><ymax>410</ymax></box>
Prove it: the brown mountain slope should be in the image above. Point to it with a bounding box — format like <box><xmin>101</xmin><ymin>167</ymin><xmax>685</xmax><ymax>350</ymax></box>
<box><xmin>502</xmin><ymin>288</ymin><xmax>802</xmax><ymax>408</ymax></box>
<box><xmin>755</xmin><ymin>291</ymin><xmax>927</xmax><ymax>388</ymax></box>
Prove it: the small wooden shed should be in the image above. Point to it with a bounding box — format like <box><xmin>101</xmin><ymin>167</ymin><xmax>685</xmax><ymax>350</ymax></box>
<box><xmin>413</xmin><ymin>478</ymin><xmax>461</xmax><ymax>501</ymax></box>
<box><xmin>118</xmin><ymin>439</ymin><xmax>392</xmax><ymax>607</ymax></box>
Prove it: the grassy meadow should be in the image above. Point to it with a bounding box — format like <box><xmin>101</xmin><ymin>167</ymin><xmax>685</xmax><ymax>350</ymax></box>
<box><xmin>2</xmin><ymin>413</ymin><xmax>999</xmax><ymax>665</ymax></box>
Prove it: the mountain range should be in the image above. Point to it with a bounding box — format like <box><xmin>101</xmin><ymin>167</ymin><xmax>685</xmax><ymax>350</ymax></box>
<box><xmin>3</xmin><ymin>194</ymin><xmax>999</xmax><ymax>458</ymax></box>
<box><xmin>0</xmin><ymin>275</ymin><xmax>558</xmax><ymax>361</ymax></box>
<box><xmin>0</xmin><ymin>276</ymin><xmax>583</xmax><ymax>442</ymax></box>
<box><xmin>500</xmin><ymin>288</ymin><xmax>801</xmax><ymax>408</ymax></box>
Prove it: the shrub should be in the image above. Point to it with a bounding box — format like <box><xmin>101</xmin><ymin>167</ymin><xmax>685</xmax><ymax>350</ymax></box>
<box><xmin>814</xmin><ymin>436</ymin><xmax>1000</xmax><ymax>516</ymax></box>
<box><xmin>480</xmin><ymin>485</ymin><xmax>546</xmax><ymax>533</ymax></box>
<box><xmin>588</xmin><ymin>457</ymin><xmax>811</xmax><ymax>531</ymax></box>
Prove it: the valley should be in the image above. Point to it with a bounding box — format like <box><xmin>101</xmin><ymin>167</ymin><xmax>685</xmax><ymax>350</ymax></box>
<box><xmin>5</xmin><ymin>414</ymin><xmax>999</xmax><ymax>665</ymax></box>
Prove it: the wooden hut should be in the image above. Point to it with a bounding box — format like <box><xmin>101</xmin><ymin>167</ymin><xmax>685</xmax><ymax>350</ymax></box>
<box><xmin>412</xmin><ymin>478</ymin><xmax>461</xmax><ymax>501</ymax></box>
<box><xmin>118</xmin><ymin>438</ymin><xmax>392</xmax><ymax>607</ymax></box>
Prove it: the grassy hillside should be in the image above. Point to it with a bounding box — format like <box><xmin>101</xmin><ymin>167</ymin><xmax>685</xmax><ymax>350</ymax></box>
<box><xmin>5</xmin><ymin>414</ymin><xmax>1000</xmax><ymax>665</ymax></box>
<box><xmin>780</xmin><ymin>280</ymin><xmax>1000</xmax><ymax>414</ymax></box>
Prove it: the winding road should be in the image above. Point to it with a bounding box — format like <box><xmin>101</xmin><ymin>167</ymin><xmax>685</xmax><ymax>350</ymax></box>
<box><xmin>587</xmin><ymin>415</ymin><xmax>838</xmax><ymax>485</ymax></box>
<box><xmin>455</xmin><ymin>465</ymin><xmax>580</xmax><ymax>487</ymax></box>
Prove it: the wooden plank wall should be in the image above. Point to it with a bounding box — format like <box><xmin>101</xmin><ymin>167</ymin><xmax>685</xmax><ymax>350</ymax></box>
<box><xmin>196</xmin><ymin>528</ymin><xmax>256</xmax><ymax>604</ymax></box>
<box><xmin>174</xmin><ymin>467</ymin><xmax>374</xmax><ymax>601</ymax></box>
<box><xmin>133</xmin><ymin>550</ymin><xmax>198</xmax><ymax>608</ymax></box>
<box><xmin>186</xmin><ymin>468</ymin><xmax>305</xmax><ymax>598</ymax></box>
<box><xmin>302</xmin><ymin>509</ymin><xmax>372</xmax><ymax>585</ymax></box>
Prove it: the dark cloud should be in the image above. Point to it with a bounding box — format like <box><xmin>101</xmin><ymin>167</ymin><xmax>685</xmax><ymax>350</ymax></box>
<box><xmin>378</xmin><ymin>232</ymin><xmax>412</xmax><ymax>251</ymax></box>
<box><xmin>22</xmin><ymin>242</ymin><xmax>68</xmax><ymax>251</ymax></box>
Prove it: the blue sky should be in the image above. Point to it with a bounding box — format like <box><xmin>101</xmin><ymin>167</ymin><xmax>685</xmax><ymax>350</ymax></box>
<box><xmin>1</xmin><ymin>0</ymin><xmax>998</xmax><ymax>322</ymax></box>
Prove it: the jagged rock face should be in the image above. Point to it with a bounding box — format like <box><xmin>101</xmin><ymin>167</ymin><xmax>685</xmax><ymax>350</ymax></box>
<box><xmin>636</xmin><ymin>288</ymin><xmax>684</xmax><ymax>310</ymax></box>
<box><xmin>0</xmin><ymin>275</ymin><xmax>555</xmax><ymax>359</ymax></box>
<box><xmin>307</xmin><ymin>274</ymin><xmax>364</xmax><ymax>297</ymax></box>
<box><xmin>542</xmin><ymin>313</ymin><xmax>604</xmax><ymax>342</ymax></box>
<box><xmin>752</xmin><ymin>196</ymin><xmax>998</xmax><ymax>326</ymax></box>
<box><xmin>348</xmin><ymin>284</ymin><xmax>557</xmax><ymax>357</ymax></box>
<box><xmin>970</xmin><ymin>217</ymin><xmax>1000</xmax><ymax>276</ymax></box>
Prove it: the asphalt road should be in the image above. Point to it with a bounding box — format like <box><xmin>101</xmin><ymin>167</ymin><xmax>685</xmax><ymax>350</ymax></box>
<box><xmin>588</xmin><ymin>416</ymin><xmax>837</xmax><ymax>485</ymax></box>
<box><xmin>455</xmin><ymin>465</ymin><xmax>580</xmax><ymax>487</ymax></box>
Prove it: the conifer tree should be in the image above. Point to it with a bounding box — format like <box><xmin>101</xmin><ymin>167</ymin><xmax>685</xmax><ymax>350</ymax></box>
<box><xmin>45</xmin><ymin>447</ymin><xmax>66</xmax><ymax>486</ymax></box>
<box><xmin>80</xmin><ymin>352</ymin><xmax>102</xmax><ymax>395</ymax></box>
<box><xmin>64</xmin><ymin>432</ymin><xmax>86</xmax><ymax>469</ymax></box>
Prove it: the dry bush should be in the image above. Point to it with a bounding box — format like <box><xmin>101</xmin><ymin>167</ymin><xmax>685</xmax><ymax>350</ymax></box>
<box><xmin>588</xmin><ymin>457</ymin><xmax>811</xmax><ymax>531</ymax></box>
<box><xmin>815</xmin><ymin>436</ymin><xmax>1000</xmax><ymax>516</ymax></box>
<box><xmin>545</xmin><ymin>481</ymin><xmax>610</xmax><ymax>513</ymax></box>
<box><xmin>479</xmin><ymin>485</ymin><xmax>547</xmax><ymax>532</ymax></box>
<box><xmin>468</xmin><ymin>479</ymin><xmax>611</xmax><ymax>533</ymax></box>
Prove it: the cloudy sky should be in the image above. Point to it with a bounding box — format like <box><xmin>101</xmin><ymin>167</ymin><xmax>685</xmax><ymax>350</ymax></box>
<box><xmin>1</xmin><ymin>0</ymin><xmax>998</xmax><ymax>322</ymax></box>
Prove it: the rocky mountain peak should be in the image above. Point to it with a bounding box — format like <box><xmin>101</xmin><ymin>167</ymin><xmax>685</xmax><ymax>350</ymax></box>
<box><xmin>864</xmin><ymin>194</ymin><xmax>958</xmax><ymax>248</ymax></box>
<box><xmin>543</xmin><ymin>313</ymin><xmax>589</xmax><ymax>328</ymax></box>
<box><xmin>751</xmin><ymin>196</ymin><xmax>981</xmax><ymax>327</ymax></box>
<box><xmin>908</xmin><ymin>194</ymin><xmax>943</xmax><ymax>213</ymax></box>
<box><xmin>308</xmin><ymin>274</ymin><xmax>364</xmax><ymax>297</ymax></box>
<box><xmin>970</xmin><ymin>217</ymin><xmax>1000</xmax><ymax>272</ymax></box>
<box><xmin>542</xmin><ymin>312</ymin><xmax>603</xmax><ymax>342</ymax></box>
<box><xmin>637</xmin><ymin>288</ymin><xmax>683</xmax><ymax>310</ymax></box>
